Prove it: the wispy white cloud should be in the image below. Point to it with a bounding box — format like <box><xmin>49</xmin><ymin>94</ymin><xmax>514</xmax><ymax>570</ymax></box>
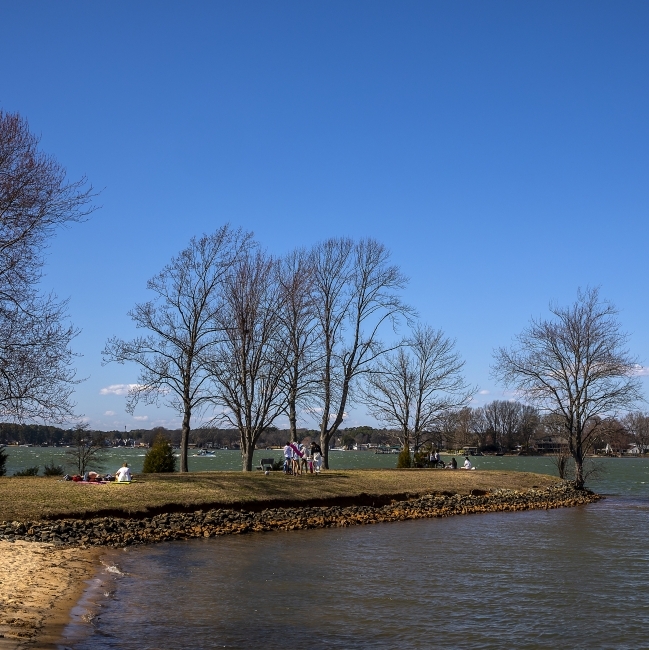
<box><xmin>478</xmin><ymin>389</ymin><xmax>490</xmax><ymax>395</ymax></box>
<box><xmin>100</xmin><ymin>384</ymin><xmax>141</xmax><ymax>396</ymax></box>
<box><xmin>104</xmin><ymin>410</ymin><xmax>116</xmax><ymax>416</ymax></box>
<box><xmin>632</xmin><ymin>365</ymin><xmax>649</xmax><ymax>377</ymax></box>
<box><xmin>133</xmin><ymin>415</ymin><xmax>149</xmax><ymax>421</ymax></box>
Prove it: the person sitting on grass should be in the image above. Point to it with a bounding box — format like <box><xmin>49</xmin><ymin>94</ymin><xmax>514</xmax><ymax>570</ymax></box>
<box><xmin>462</xmin><ymin>456</ymin><xmax>473</xmax><ymax>470</ymax></box>
<box><xmin>115</xmin><ymin>463</ymin><xmax>132</xmax><ymax>482</ymax></box>
<box><xmin>446</xmin><ymin>457</ymin><xmax>457</xmax><ymax>470</ymax></box>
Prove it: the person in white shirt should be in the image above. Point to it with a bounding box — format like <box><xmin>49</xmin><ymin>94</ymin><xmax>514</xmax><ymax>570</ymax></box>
<box><xmin>283</xmin><ymin>442</ymin><xmax>292</xmax><ymax>474</ymax></box>
<box><xmin>115</xmin><ymin>463</ymin><xmax>132</xmax><ymax>482</ymax></box>
<box><xmin>463</xmin><ymin>456</ymin><xmax>472</xmax><ymax>470</ymax></box>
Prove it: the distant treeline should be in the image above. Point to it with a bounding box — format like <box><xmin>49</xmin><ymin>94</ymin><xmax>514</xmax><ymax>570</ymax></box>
<box><xmin>0</xmin><ymin>422</ymin><xmax>399</xmax><ymax>449</ymax></box>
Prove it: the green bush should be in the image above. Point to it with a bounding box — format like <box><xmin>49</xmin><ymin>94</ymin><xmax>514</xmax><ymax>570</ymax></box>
<box><xmin>43</xmin><ymin>460</ymin><xmax>65</xmax><ymax>476</ymax></box>
<box><xmin>0</xmin><ymin>446</ymin><xmax>7</xmax><ymax>477</ymax></box>
<box><xmin>396</xmin><ymin>446</ymin><xmax>412</xmax><ymax>468</ymax></box>
<box><xmin>142</xmin><ymin>435</ymin><xmax>176</xmax><ymax>473</ymax></box>
<box><xmin>14</xmin><ymin>465</ymin><xmax>39</xmax><ymax>477</ymax></box>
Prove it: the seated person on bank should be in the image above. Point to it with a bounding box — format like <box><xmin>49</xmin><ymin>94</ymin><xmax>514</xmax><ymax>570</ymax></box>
<box><xmin>446</xmin><ymin>457</ymin><xmax>457</xmax><ymax>469</ymax></box>
<box><xmin>115</xmin><ymin>462</ymin><xmax>132</xmax><ymax>482</ymax></box>
<box><xmin>462</xmin><ymin>456</ymin><xmax>473</xmax><ymax>470</ymax></box>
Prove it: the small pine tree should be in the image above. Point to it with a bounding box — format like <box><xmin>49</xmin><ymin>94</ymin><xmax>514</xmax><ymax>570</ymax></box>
<box><xmin>43</xmin><ymin>459</ymin><xmax>65</xmax><ymax>476</ymax></box>
<box><xmin>0</xmin><ymin>446</ymin><xmax>7</xmax><ymax>477</ymax></box>
<box><xmin>142</xmin><ymin>435</ymin><xmax>176</xmax><ymax>473</ymax></box>
<box><xmin>397</xmin><ymin>445</ymin><xmax>412</xmax><ymax>468</ymax></box>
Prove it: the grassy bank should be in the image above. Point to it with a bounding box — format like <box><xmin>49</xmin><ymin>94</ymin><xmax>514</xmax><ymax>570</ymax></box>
<box><xmin>0</xmin><ymin>469</ymin><xmax>559</xmax><ymax>522</ymax></box>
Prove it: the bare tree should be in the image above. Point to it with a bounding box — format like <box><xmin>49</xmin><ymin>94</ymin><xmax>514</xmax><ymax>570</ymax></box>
<box><xmin>361</xmin><ymin>324</ymin><xmax>472</xmax><ymax>452</ymax></box>
<box><xmin>0</xmin><ymin>110</ymin><xmax>96</xmax><ymax>422</ymax></box>
<box><xmin>103</xmin><ymin>226</ymin><xmax>251</xmax><ymax>472</ymax></box>
<box><xmin>277</xmin><ymin>249</ymin><xmax>320</xmax><ymax>442</ymax></box>
<box><xmin>453</xmin><ymin>406</ymin><xmax>476</xmax><ymax>449</ymax></box>
<box><xmin>65</xmin><ymin>424</ymin><xmax>105</xmax><ymax>476</ymax></box>
<box><xmin>312</xmin><ymin>238</ymin><xmax>412</xmax><ymax>468</ymax></box>
<box><xmin>483</xmin><ymin>400</ymin><xmax>523</xmax><ymax>451</ymax></box>
<box><xmin>518</xmin><ymin>404</ymin><xmax>541</xmax><ymax>451</ymax></box>
<box><xmin>470</xmin><ymin>407</ymin><xmax>490</xmax><ymax>450</ymax></box>
<box><xmin>207</xmin><ymin>249</ymin><xmax>290</xmax><ymax>471</ymax></box>
<box><xmin>623</xmin><ymin>412</ymin><xmax>649</xmax><ymax>455</ymax></box>
<box><xmin>493</xmin><ymin>288</ymin><xmax>643</xmax><ymax>488</ymax></box>
<box><xmin>0</xmin><ymin>297</ymin><xmax>81</xmax><ymax>422</ymax></box>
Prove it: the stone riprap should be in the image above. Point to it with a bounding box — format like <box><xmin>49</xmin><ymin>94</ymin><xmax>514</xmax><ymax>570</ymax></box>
<box><xmin>0</xmin><ymin>483</ymin><xmax>598</xmax><ymax>548</ymax></box>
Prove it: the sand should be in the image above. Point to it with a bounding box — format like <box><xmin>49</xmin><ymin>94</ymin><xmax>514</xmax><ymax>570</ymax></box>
<box><xmin>0</xmin><ymin>541</ymin><xmax>99</xmax><ymax>649</ymax></box>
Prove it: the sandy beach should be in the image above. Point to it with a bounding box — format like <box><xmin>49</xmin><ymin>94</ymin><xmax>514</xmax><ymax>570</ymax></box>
<box><xmin>0</xmin><ymin>541</ymin><xmax>99</xmax><ymax>650</ymax></box>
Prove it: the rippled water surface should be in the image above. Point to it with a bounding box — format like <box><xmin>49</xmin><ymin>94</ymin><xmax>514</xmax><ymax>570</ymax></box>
<box><xmin>62</xmin><ymin>492</ymin><xmax>649</xmax><ymax>650</ymax></box>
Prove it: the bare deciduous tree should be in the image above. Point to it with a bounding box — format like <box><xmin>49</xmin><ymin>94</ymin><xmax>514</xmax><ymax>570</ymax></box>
<box><xmin>483</xmin><ymin>400</ymin><xmax>523</xmax><ymax>451</ymax></box>
<box><xmin>0</xmin><ymin>110</ymin><xmax>96</xmax><ymax>422</ymax></box>
<box><xmin>103</xmin><ymin>226</ymin><xmax>251</xmax><ymax>472</ymax></box>
<box><xmin>312</xmin><ymin>238</ymin><xmax>412</xmax><ymax>468</ymax></box>
<box><xmin>65</xmin><ymin>424</ymin><xmax>105</xmax><ymax>476</ymax></box>
<box><xmin>277</xmin><ymin>249</ymin><xmax>320</xmax><ymax>442</ymax></box>
<box><xmin>361</xmin><ymin>324</ymin><xmax>473</xmax><ymax>452</ymax></box>
<box><xmin>207</xmin><ymin>249</ymin><xmax>290</xmax><ymax>471</ymax></box>
<box><xmin>492</xmin><ymin>288</ymin><xmax>643</xmax><ymax>488</ymax></box>
<box><xmin>623</xmin><ymin>412</ymin><xmax>649</xmax><ymax>455</ymax></box>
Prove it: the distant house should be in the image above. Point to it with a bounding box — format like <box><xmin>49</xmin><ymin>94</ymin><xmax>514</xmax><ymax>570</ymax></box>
<box><xmin>535</xmin><ymin>436</ymin><xmax>569</xmax><ymax>454</ymax></box>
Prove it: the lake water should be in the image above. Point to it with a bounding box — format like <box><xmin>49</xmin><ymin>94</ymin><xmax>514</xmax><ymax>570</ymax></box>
<box><xmin>56</xmin><ymin>458</ymin><xmax>649</xmax><ymax>649</ymax></box>
<box><xmin>6</xmin><ymin>445</ymin><xmax>649</xmax><ymax>497</ymax></box>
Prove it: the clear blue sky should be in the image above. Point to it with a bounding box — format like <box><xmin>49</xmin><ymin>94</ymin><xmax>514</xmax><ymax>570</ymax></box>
<box><xmin>1</xmin><ymin>1</ymin><xmax>647</xmax><ymax>430</ymax></box>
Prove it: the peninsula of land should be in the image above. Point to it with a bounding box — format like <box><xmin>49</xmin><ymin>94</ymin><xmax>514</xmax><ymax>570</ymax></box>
<box><xmin>0</xmin><ymin>470</ymin><xmax>599</xmax><ymax>648</ymax></box>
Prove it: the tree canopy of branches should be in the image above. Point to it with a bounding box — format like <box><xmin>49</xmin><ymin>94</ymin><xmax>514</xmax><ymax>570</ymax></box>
<box><xmin>103</xmin><ymin>226</ymin><xmax>252</xmax><ymax>472</ymax></box>
<box><xmin>623</xmin><ymin>412</ymin><xmax>649</xmax><ymax>455</ymax></box>
<box><xmin>312</xmin><ymin>237</ymin><xmax>412</xmax><ymax>468</ymax></box>
<box><xmin>0</xmin><ymin>110</ymin><xmax>95</xmax><ymax>422</ymax></box>
<box><xmin>492</xmin><ymin>288</ymin><xmax>643</xmax><ymax>488</ymax></box>
<box><xmin>65</xmin><ymin>424</ymin><xmax>105</xmax><ymax>476</ymax></box>
<box><xmin>207</xmin><ymin>248</ymin><xmax>291</xmax><ymax>471</ymax></box>
<box><xmin>361</xmin><ymin>324</ymin><xmax>472</xmax><ymax>452</ymax></box>
<box><xmin>277</xmin><ymin>249</ymin><xmax>320</xmax><ymax>442</ymax></box>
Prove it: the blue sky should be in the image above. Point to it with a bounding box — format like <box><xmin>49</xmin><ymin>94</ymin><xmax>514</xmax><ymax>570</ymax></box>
<box><xmin>1</xmin><ymin>1</ymin><xmax>647</xmax><ymax>430</ymax></box>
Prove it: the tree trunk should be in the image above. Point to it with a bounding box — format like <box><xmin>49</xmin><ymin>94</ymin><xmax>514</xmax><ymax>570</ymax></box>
<box><xmin>320</xmin><ymin>431</ymin><xmax>330</xmax><ymax>470</ymax></box>
<box><xmin>288</xmin><ymin>394</ymin><xmax>298</xmax><ymax>443</ymax></box>
<box><xmin>570</xmin><ymin>426</ymin><xmax>585</xmax><ymax>489</ymax></box>
<box><xmin>180</xmin><ymin>405</ymin><xmax>191</xmax><ymax>473</ymax></box>
<box><xmin>242</xmin><ymin>438</ymin><xmax>255</xmax><ymax>471</ymax></box>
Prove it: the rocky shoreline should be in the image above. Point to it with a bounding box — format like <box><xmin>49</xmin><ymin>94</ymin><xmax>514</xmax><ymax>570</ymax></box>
<box><xmin>0</xmin><ymin>483</ymin><xmax>599</xmax><ymax>548</ymax></box>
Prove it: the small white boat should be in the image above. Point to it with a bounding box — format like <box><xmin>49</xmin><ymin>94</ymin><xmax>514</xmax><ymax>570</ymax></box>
<box><xmin>194</xmin><ymin>449</ymin><xmax>216</xmax><ymax>457</ymax></box>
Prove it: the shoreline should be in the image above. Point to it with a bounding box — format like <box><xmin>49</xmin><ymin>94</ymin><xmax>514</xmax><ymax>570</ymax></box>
<box><xmin>0</xmin><ymin>482</ymin><xmax>599</xmax><ymax>647</ymax></box>
<box><xmin>0</xmin><ymin>542</ymin><xmax>101</xmax><ymax>650</ymax></box>
<box><xmin>0</xmin><ymin>482</ymin><xmax>598</xmax><ymax>548</ymax></box>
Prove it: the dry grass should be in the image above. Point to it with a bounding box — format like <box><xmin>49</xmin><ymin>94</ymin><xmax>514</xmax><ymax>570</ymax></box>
<box><xmin>0</xmin><ymin>469</ymin><xmax>559</xmax><ymax>522</ymax></box>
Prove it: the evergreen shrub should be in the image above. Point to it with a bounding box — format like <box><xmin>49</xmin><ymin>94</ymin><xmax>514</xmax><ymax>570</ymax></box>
<box><xmin>142</xmin><ymin>435</ymin><xmax>176</xmax><ymax>473</ymax></box>
<box><xmin>396</xmin><ymin>446</ymin><xmax>412</xmax><ymax>468</ymax></box>
<box><xmin>14</xmin><ymin>465</ymin><xmax>39</xmax><ymax>477</ymax></box>
<box><xmin>43</xmin><ymin>460</ymin><xmax>65</xmax><ymax>476</ymax></box>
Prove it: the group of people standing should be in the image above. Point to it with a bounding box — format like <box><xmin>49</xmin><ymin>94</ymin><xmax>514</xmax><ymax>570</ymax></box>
<box><xmin>283</xmin><ymin>441</ymin><xmax>323</xmax><ymax>475</ymax></box>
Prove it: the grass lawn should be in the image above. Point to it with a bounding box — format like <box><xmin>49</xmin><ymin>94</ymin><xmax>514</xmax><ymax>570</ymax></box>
<box><xmin>0</xmin><ymin>469</ymin><xmax>559</xmax><ymax>522</ymax></box>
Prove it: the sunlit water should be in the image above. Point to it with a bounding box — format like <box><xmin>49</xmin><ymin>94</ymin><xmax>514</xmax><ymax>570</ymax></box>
<box><xmin>55</xmin><ymin>457</ymin><xmax>649</xmax><ymax>650</ymax></box>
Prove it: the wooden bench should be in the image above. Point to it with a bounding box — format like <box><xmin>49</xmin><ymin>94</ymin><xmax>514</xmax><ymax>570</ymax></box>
<box><xmin>256</xmin><ymin>458</ymin><xmax>275</xmax><ymax>471</ymax></box>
